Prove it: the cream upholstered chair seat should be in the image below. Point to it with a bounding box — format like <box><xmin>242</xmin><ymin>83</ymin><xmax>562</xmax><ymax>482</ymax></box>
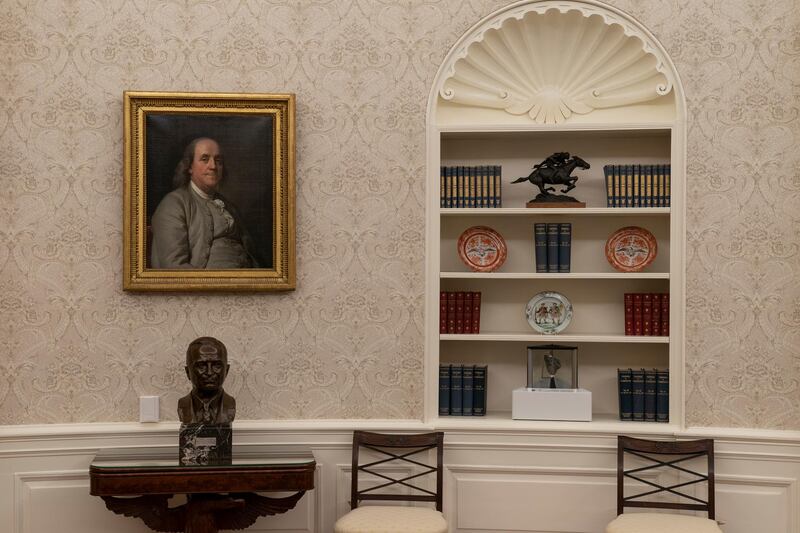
<box><xmin>606</xmin><ymin>512</ymin><xmax>722</xmax><ymax>533</ymax></box>
<box><xmin>334</xmin><ymin>506</ymin><xmax>448</xmax><ymax>533</ymax></box>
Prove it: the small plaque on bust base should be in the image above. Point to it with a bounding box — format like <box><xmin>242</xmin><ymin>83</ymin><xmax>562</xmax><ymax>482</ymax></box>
<box><xmin>179</xmin><ymin>424</ymin><xmax>232</xmax><ymax>466</ymax></box>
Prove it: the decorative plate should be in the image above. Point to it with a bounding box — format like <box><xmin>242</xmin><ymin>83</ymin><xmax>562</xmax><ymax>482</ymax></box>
<box><xmin>525</xmin><ymin>291</ymin><xmax>573</xmax><ymax>334</ymax></box>
<box><xmin>457</xmin><ymin>226</ymin><xmax>507</xmax><ymax>272</ymax></box>
<box><xmin>605</xmin><ymin>226</ymin><xmax>658</xmax><ymax>272</ymax></box>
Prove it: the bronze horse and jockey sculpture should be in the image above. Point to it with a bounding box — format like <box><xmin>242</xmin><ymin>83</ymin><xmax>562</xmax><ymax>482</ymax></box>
<box><xmin>513</xmin><ymin>152</ymin><xmax>590</xmax><ymax>206</ymax></box>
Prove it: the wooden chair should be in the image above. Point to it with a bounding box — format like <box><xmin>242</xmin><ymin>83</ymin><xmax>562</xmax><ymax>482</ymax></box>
<box><xmin>333</xmin><ymin>431</ymin><xmax>447</xmax><ymax>533</ymax></box>
<box><xmin>606</xmin><ymin>435</ymin><xmax>723</xmax><ymax>533</ymax></box>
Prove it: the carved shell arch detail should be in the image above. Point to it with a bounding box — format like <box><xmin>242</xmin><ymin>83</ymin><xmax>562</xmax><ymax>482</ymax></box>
<box><xmin>439</xmin><ymin>2</ymin><xmax>674</xmax><ymax>124</ymax></box>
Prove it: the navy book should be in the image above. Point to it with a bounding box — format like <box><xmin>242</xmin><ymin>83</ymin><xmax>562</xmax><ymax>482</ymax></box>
<box><xmin>558</xmin><ymin>223</ymin><xmax>571</xmax><ymax>273</ymax></box>
<box><xmin>631</xmin><ymin>368</ymin><xmax>645</xmax><ymax>421</ymax></box>
<box><xmin>603</xmin><ymin>165</ymin><xmax>613</xmax><ymax>207</ymax></box>
<box><xmin>473</xmin><ymin>365</ymin><xmax>487</xmax><ymax>416</ymax></box>
<box><xmin>656</xmin><ymin>369</ymin><xmax>669</xmax><ymax>422</ymax></box>
<box><xmin>546</xmin><ymin>223</ymin><xmax>559</xmax><ymax>272</ymax></box>
<box><xmin>440</xmin><ymin>166</ymin><xmax>446</xmax><ymax>208</ymax></box>
<box><xmin>534</xmin><ymin>223</ymin><xmax>547</xmax><ymax>273</ymax></box>
<box><xmin>438</xmin><ymin>364</ymin><xmax>451</xmax><ymax>416</ymax></box>
<box><xmin>462</xmin><ymin>365</ymin><xmax>474</xmax><ymax>416</ymax></box>
<box><xmin>450</xmin><ymin>364</ymin><xmax>464</xmax><ymax>416</ymax></box>
<box><xmin>618</xmin><ymin>368</ymin><xmax>633</xmax><ymax>421</ymax></box>
<box><xmin>644</xmin><ymin>369</ymin><xmax>657</xmax><ymax>422</ymax></box>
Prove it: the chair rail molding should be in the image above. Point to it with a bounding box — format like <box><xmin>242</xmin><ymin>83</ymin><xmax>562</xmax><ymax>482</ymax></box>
<box><xmin>436</xmin><ymin>0</ymin><xmax>677</xmax><ymax>124</ymax></box>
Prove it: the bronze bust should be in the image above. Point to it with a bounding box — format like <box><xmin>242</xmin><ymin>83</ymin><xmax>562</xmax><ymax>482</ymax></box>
<box><xmin>178</xmin><ymin>337</ymin><xmax>236</xmax><ymax>424</ymax></box>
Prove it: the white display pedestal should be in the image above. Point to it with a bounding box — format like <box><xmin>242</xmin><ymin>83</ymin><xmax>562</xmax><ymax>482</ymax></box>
<box><xmin>512</xmin><ymin>388</ymin><xmax>592</xmax><ymax>421</ymax></box>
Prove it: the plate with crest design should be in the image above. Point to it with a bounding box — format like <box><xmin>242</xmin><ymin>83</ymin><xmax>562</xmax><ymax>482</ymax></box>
<box><xmin>605</xmin><ymin>226</ymin><xmax>657</xmax><ymax>272</ymax></box>
<box><xmin>457</xmin><ymin>226</ymin><xmax>507</xmax><ymax>272</ymax></box>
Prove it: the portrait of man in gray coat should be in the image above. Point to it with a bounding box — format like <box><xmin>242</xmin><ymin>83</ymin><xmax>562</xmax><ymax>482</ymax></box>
<box><xmin>151</xmin><ymin>137</ymin><xmax>262</xmax><ymax>269</ymax></box>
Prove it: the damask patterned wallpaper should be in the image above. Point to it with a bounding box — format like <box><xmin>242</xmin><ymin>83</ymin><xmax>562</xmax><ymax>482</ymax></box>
<box><xmin>2</xmin><ymin>0</ymin><xmax>799</xmax><ymax>429</ymax></box>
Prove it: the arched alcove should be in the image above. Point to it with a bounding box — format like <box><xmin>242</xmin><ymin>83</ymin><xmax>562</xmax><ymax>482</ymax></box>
<box><xmin>424</xmin><ymin>0</ymin><xmax>686</xmax><ymax>429</ymax></box>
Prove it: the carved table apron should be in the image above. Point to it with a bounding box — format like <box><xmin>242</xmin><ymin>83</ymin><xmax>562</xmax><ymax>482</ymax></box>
<box><xmin>90</xmin><ymin>446</ymin><xmax>315</xmax><ymax>533</ymax></box>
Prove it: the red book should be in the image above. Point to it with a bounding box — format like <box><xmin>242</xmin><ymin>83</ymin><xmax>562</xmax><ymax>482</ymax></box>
<box><xmin>463</xmin><ymin>292</ymin><xmax>474</xmax><ymax>333</ymax></box>
<box><xmin>624</xmin><ymin>293</ymin><xmax>634</xmax><ymax>335</ymax></box>
<box><xmin>651</xmin><ymin>293</ymin><xmax>662</xmax><ymax>336</ymax></box>
<box><xmin>633</xmin><ymin>293</ymin><xmax>643</xmax><ymax>335</ymax></box>
<box><xmin>440</xmin><ymin>291</ymin><xmax>448</xmax><ymax>334</ymax></box>
<box><xmin>455</xmin><ymin>292</ymin><xmax>465</xmax><ymax>334</ymax></box>
<box><xmin>446</xmin><ymin>292</ymin><xmax>456</xmax><ymax>334</ymax></box>
<box><xmin>642</xmin><ymin>293</ymin><xmax>653</xmax><ymax>336</ymax></box>
<box><xmin>472</xmin><ymin>291</ymin><xmax>481</xmax><ymax>333</ymax></box>
<box><xmin>661</xmin><ymin>293</ymin><xmax>669</xmax><ymax>336</ymax></box>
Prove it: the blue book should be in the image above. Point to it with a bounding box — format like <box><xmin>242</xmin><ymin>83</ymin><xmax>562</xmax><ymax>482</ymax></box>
<box><xmin>546</xmin><ymin>223</ymin><xmax>559</xmax><ymax>272</ymax></box>
<box><xmin>450</xmin><ymin>364</ymin><xmax>463</xmax><ymax>416</ymax></box>
<box><xmin>445</xmin><ymin>166</ymin><xmax>453</xmax><ymax>207</ymax></box>
<box><xmin>618</xmin><ymin>368</ymin><xmax>633</xmax><ymax>421</ymax></box>
<box><xmin>665</xmin><ymin>164</ymin><xmax>671</xmax><ymax>207</ymax></box>
<box><xmin>558</xmin><ymin>223</ymin><xmax>571</xmax><ymax>273</ymax></box>
<box><xmin>534</xmin><ymin>223</ymin><xmax>547</xmax><ymax>273</ymax></box>
<box><xmin>456</xmin><ymin>166</ymin><xmax>464</xmax><ymax>208</ymax></box>
<box><xmin>473</xmin><ymin>365</ymin><xmax>487</xmax><ymax>416</ymax></box>
<box><xmin>438</xmin><ymin>364</ymin><xmax>451</xmax><ymax>416</ymax></box>
<box><xmin>624</xmin><ymin>164</ymin><xmax>633</xmax><ymax>207</ymax></box>
<box><xmin>656</xmin><ymin>164</ymin><xmax>664</xmax><ymax>207</ymax></box>
<box><xmin>462</xmin><ymin>365</ymin><xmax>474</xmax><ymax>416</ymax></box>
<box><xmin>480</xmin><ymin>165</ymin><xmax>488</xmax><ymax>208</ymax></box>
<box><xmin>656</xmin><ymin>369</ymin><xmax>669</xmax><ymax>422</ymax></box>
<box><xmin>603</xmin><ymin>165</ymin><xmax>613</xmax><ymax>207</ymax></box>
<box><xmin>467</xmin><ymin>166</ymin><xmax>475</xmax><ymax>208</ymax></box>
<box><xmin>487</xmin><ymin>166</ymin><xmax>496</xmax><ymax>208</ymax></box>
<box><xmin>497</xmin><ymin>165</ymin><xmax>502</xmax><ymax>207</ymax></box>
<box><xmin>644</xmin><ymin>369</ymin><xmax>657</xmax><ymax>422</ymax></box>
<box><xmin>631</xmin><ymin>368</ymin><xmax>645</xmax><ymax>421</ymax></box>
<box><xmin>440</xmin><ymin>166</ymin><xmax>446</xmax><ymax>208</ymax></box>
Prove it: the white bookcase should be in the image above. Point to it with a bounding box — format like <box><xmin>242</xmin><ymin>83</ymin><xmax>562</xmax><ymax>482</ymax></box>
<box><xmin>425</xmin><ymin>1</ymin><xmax>686</xmax><ymax>431</ymax></box>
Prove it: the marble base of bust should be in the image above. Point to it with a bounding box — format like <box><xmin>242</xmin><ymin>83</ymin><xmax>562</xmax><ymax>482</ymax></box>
<box><xmin>179</xmin><ymin>424</ymin><xmax>233</xmax><ymax>466</ymax></box>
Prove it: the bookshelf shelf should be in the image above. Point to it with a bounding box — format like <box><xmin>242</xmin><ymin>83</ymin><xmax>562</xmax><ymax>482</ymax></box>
<box><xmin>440</xmin><ymin>272</ymin><xmax>670</xmax><ymax>280</ymax></box>
<box><xmin>440</xmin><ymin>334</ymin><xmax>669</xmax><ymax>344</ymax></box>
<box><xmin>434</xmin><ymin>411</ymin><xmax>680</xmax><ymax>433</ymax></box>
<box><xmin>441</xmin><ymin>208</ymin><xmax>670</xmax><ymax>216</ymax></box>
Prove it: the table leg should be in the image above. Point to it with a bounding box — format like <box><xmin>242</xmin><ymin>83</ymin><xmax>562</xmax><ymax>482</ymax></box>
<box><xmin>185</xmin><ymin>494</ymin><xmax>244</xmax><ymax>533</ymax></box>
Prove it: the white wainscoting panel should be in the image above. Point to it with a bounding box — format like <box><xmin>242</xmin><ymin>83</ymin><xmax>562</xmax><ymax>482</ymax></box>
<box><xmin>3</xmin><ymin>423</ymin><xmax>800</xmax><ymax>532</ymax></box>
<box><xmin>15</xmin><ymin>471</ymin><xmax>149</xmax><ymax>533</ymax></box>
<box><xmin>447</xmin><ymin>465</ymin><xmax>616</xmax><ymax>533</ymax></box>
<box><xmin>715</xmin><ymin>475</ymin><xmax>796</xmax><ymax>533</ymax></box>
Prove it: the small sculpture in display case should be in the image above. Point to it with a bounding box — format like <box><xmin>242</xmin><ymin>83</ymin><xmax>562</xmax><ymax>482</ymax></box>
<box><xmin>512</xmin><ymin>152</ymin><xmax>589</xmax><ymax>207</ymax></box>
<box><xmin>178</xmin><ymin>336</ymin><xmax>235</xmax><ymax>465</ymax></box>
<box><xmin>513</xmin><ymin>344</ymin><xmax>591</xmax><ymax>421</ymax></box>
<box><xmin>526</xmin><ymin>344</ymin><xmax>578</xmax><ymax>389</ymax></box>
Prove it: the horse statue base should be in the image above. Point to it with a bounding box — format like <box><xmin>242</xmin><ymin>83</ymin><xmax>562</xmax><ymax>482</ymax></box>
<box><xmin>526</xmin><ymin>194</ymin><xmax>586</xmax><ymax>208</ymax></box>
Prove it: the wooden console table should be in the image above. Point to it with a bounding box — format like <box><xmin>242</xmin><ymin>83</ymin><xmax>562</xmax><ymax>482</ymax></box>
<box><xmin>90</xmin><ymin>445</ymin><xmax>315</xmax><ymax>533</ymax></box>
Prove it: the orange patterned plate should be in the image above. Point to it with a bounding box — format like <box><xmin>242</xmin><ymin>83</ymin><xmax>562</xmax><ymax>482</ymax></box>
<box><xmin>457</xmin><ymin>226</ymin><xmax>507</xmax><ymax>272</ymax></box>
<box><xmin>605</xmin><ymin>226</ymin><xmax>657</xmax><ymax>272</ymax></box>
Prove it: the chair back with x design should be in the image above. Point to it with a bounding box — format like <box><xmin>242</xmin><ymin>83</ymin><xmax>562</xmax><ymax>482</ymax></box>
<box><xmin>617</xmin><ymin>435</ymin><xmax>716</xmax><ymax>519</ymax></box>
<box><xmin>350</xmin><ymin>431</ymin><xmax>444</xmax><ymax>511</ymax></box>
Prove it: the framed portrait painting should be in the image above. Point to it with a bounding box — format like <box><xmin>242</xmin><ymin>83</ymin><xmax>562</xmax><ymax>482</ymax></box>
<box><xmin>123</xmin><ymin>91</ymin><xmax>295</xmax><ymax>291</ymax></box>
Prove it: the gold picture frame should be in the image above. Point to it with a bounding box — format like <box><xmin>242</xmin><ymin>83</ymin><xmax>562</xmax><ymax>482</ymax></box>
<box><xmin>123</xmin><ymin>91</ymin><xmax>295</xmax><ymax>291</ymax></box>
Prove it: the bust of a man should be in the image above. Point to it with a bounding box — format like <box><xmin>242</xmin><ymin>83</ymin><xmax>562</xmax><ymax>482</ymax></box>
<box><xmin>177</xmin><ymin>337</ymin><xmax>236</xmax><ymax>424</ymax></box>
